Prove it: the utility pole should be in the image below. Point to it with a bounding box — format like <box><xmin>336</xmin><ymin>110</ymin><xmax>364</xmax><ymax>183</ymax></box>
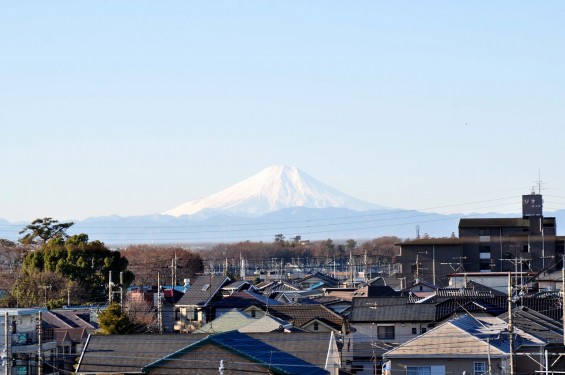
<box><xmin>487</xmin><ymin>337</ymin><xmax>492</xmax><ymax>375</ymax></box>
<box><xmin>109</xmin><ymin>270</ymin><xmax>113</xmax><ymax>304</ymax></box>
<box><xmin>120</xmin><ymin>271</ymin><xmax>124</xmax><ymax>313</ymax></box>
<box><xmin>508</xmin><ymin>272</ymin><xmax>514</xmax><ymax>375</ymax></box>
<box><xmin>5</xmin><ymin>312</ymin><xmax>11</xmax><ymax>375</ymax></box>
<box><xmin>432</xmin><ymin>245</ymin><xmax>436</xmax><ymax>285</ymax></box>
<box><xmin>562</xmin><ymin>268</ymin><xmax>565</xmax><ymax>346</ymax></box>
<box><xmin>171</xmin><ymin>254</ymin><xmax>178</xmax><ymax>287</ymax></box>
<box><xmin>157</xmin><ymin>272</ymin><xmax>163</xmax><ymax>334</ymax></box>
<box><xmin>37</xmin><ymin>311</ymin><xmax>42</xmax><ymax>375</ymax></box>
<box><xmin>349</xmin><ymin>249</ymin><xmax>354</xmax><ymax>286</ymax></box>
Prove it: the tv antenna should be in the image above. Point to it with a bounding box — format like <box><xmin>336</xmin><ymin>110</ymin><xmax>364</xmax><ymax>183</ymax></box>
<box><xmin>533</xmin><ymin>170</ymin><xmax>544</xmax><ymax>195</ymax></box>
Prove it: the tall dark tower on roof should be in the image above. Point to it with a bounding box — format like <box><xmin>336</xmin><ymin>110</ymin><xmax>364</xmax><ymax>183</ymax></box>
<box><xmin>522</xmin><ymin>194</ymin><xmax>543</xmax><ymax>219</ymax></box>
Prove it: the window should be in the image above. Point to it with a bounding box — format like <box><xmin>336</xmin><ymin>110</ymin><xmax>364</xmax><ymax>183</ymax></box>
<box><xmin>377</xmin><ymin>326</ymin><xmax>395</xmax><ymax>339</ymax></box>
<box><xmin>406</xmin><ymin>367</ymin><xmax>431</xmax><ymax>375</ymax></box>
<box><xmin>406</xmin><ymin>366</ymin><xmax>445</xmax><ymax>375</ymax></box>
<box><xmin>420</xmin><ymin>327</ymin><xmax>427</xmax><ymax>334</ymax></box>
<box><xmin>313</xmin><ymin>321</ymin><xmax>319</xmax><ymax>331</ymax></box>
<box><xmin>479</xmin><ymin>245</ymin><xmax>491</xmax><ymax>257</ymax></box>
<box><xmin>474</xmin><ymin>362</ymin><xmax>486</xmax><ymax>374</ymax></box>
<box><xmin>251</xmin><ymin>309</ymin><xmax>256</xmax><ymax>318</ymax></box>
<box><xmin>412</xmin><ymin>327</ymin><xmax>417</xmax><ymax>334</ymax></box>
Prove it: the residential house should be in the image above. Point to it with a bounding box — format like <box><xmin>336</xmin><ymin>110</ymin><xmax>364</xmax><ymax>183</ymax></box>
<box><xmin>498</xmin><ymin>306</ymin><xmax>565</xmax><ymax>372</ymax></box>
<box><xmin>42</xmin><ymin>308</ymin><xmax>97</xmax><ymax>372</ymax></box>
<box><xmin>267</xmin><ymin>304</ymin><xmax>346</xmax><ymax>335</ymax></box>
<box><xmin>297</xmin><ymin>272</ymin><xmax>340</xmax><ymax>290</ymax></box>
<box><xmin>193</xmin><ymin>309</ymin><xmax>254</xmax><ymax>334</ymax></box>
<box><xmin>348</xmin><ymin>297</ymin><xmax>436</xmax><ymax>344</ymax></box>
<box><xmin>76</xmin><ymin>331</ymin><xmax>340</xmax><ymax>375</ymax></box>
<box><xmin>174</xmin><ymin>274</ymin><xmax>231</xmax><ymax>332</ymax></box>
<box><xmin>220</xmin><ymin>280</ymin><xmax>254</xmax><ymax>297</ymax></box>
<box><xmin>213</xmin><ymin>289</ymin><xmax>282</xmax><ymax>318</ymax></box>
<box><xmin>383</xmin><ymin>315</ymin><xmax>546</xmax><ymax>375</ymax></box>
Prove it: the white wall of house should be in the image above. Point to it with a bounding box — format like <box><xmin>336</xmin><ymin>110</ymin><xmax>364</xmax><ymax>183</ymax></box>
<box><xmin>351</xmin><ymin>322</ymin><xmax>431</xmax><ymax>344</ymax></box>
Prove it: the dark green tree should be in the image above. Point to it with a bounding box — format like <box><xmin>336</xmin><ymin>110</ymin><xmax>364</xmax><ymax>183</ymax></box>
<box><xmin>98</xmin><ymin>303</ymin><xmax>135</xmax><ymax>334</ymax></box>
<box><xmin>19</xmin><ymin>218</ymin><xmax>74</xmax><ymax>246</ymax></box>
<box><xmin>21</xmin><ymin>234</ymin><xmax>133</xmax><ymax>303</ymax></box>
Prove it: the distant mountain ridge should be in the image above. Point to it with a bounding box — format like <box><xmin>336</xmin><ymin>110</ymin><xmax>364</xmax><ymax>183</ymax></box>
<box><xmin>164</xmin><ymin>165</ymin><xmax>385</xmax><ymax>217</ymax></box>
<box><xmin>2</xmin><ymin>166</ymin><xmax>564</xmax><ymax>244</ymax></box>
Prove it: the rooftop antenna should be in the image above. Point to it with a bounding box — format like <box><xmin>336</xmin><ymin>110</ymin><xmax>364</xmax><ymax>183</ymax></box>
<box><xmin>534</xmin><ymin>170</ymin><xmax>544</xmax><ymax>195</ymax></box>
<box><xmin>415</xmin><ymin>225</ymin><xmax>420</xmax><ymax>239</ymax></box>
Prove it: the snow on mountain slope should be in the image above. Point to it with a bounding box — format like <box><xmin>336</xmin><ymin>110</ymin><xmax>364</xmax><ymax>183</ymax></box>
<box><xmin>164</xmin><ymin>165</ymin><xmax>385</xmax><ymax>217</ymax></box>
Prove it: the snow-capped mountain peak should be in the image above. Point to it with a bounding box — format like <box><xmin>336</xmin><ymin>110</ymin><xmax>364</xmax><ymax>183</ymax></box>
<box><xmin>164</xmin><ymin>165</ymin><xmax>384</xmax><ymax>217</ymax></box>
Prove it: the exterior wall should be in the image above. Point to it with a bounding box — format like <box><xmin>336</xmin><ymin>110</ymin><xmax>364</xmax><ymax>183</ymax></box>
<box><xmin>1</xmin><ymin>310</ymin><xmax>58</xmax><ymax>375</ymax></box>
<box><xmin>351</xmin><ymin>322</ymin><xmax>431</xmax><ymax>345</ymax></box>
<box><xmin>302</xmin><ymin>320</ymin><xmax>335</xmax><ymax>333</ymax></box>
<box><xmin>174</xmin><ymin>306</ymin><xmax>203</xmax><ymax>333</ymax></box>
<box><xmin>243</xmin><ymin>306</ymin><xmax>267</xmax><ymax>319</ymax></box>
<box><xmin>459</xmin><ymin>218</ymin><xmax>557</xmax><ymax>273</ymax></box>
<box><xmin>395</xmin><ymin>217</ymin><xmax>559</xmax><ymax>287</ymax></box>
<box><xmin>388</xmin><ymin>357</ymin><xmax>506</xmax><ymax>375</ymax></box>
<box><xmin>394</xmin><ymin>244</ymin><xmax>464</xmax><ymax>287</ymax></box>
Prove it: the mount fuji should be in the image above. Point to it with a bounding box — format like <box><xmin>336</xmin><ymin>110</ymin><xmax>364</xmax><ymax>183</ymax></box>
<box><xmin>164</xmin><ymin>165</ymin><xmax>385</xmax><ymax>217</ymax></box>
<box><xmin>3</xmin><ymin>166</ymin><xmax>494</xmax><ymax>244</ymax></box>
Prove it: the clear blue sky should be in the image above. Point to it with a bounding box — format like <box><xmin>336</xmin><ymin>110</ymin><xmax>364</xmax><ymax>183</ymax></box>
<box><xmin>1</xmin><ymin>1</ymin><xmax>564</xmax><ymax>222</ymax></box>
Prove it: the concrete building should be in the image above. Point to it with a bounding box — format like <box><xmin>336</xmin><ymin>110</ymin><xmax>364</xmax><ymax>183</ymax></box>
<box><xmin>1</xmin><ymin>308</ymin><xmax>58</xmax><ymax>375</ymax></box>
<box><xmin>394</xmin><ymin>194</ymin><xmax>565</xmax><ymax>288</ymax></box>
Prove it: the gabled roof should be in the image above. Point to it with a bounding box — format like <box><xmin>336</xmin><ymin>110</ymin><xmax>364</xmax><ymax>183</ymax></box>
<box><xmin>267</xmin><ymin>304</ymin><xmax>344</xmax><ymax>330</ymax></box>
<box><xmin>194</xmin><ymin>309</ymin><xmax>253</xmax><ymax>334</ymax></box>
<box><xmin>434</xmin><ymin>296</ymin><xmax>507</xmax><ymax>321</ymax></box>
<box><xmin>44</xmin><ymin>310</ymin><xmax>98</xmax><ymax>330</ymax></box>
<box><xmin>175</xmin><ymin>274</ymin><xmax>231</xmax><ymax>307</ymax></box>
<box><xmin>53</xmin><ymin>327</ymin><xmax>88</xmax><ymax>345</ymax></box>
<box><xmin>238</xmin><ymin>314</ymin><xmax>291</xmax><ymax>333</ymax></box>
<box><xmin>213</xmin><ymin>290</ymin><xmax>282</xmax><ymax>309</ymax></box>
<box><xmin>77</xmin><ymin>332</ymin><xmax>334</xmax><ymax>375</ymax></box>
<box><xmin>145</xmin><ymin>331</ymin><xmax>330</xmax><ymax>375</ymax></box>
<box><xmin>297</xmin><ymin>272</ymin><xmax>339</xmax><ymax>286</ymax></box>
<box><xmin>349</xmin><ymin>297</ymin><xmax>436</xmax><ymax>323</ymax></box>
<box><xmin>498</xmin><ymin>306</ymin><xmax>564</xmax><ymax>344</ymax></box>
<box><xmin>256</xmin><ymin>280</ymin><xmax>301</xmax><ymax>294</ymax></box>
<box><xmin>385</xmin><ymin>315</ymin><xmax>544</xmax><ymax>359</ymax></box>
<box><xmin>221</xmin><ymin>280</ymin><xmax>252</xmax><ymax>292</ymax></box>
<box><xmin>450</xmin><ymin>315</ymin><xmax>544</xmax><ymax>352</ymax></box>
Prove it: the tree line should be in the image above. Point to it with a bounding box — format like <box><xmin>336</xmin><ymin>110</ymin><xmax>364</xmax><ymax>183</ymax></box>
<box><xmin>0</xmin><ymin>218</ymin><xmax>401</xmax><ymax>309</ymax></box>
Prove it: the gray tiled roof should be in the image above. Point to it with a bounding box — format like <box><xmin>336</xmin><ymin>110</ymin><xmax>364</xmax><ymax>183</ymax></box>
<box><xmin>213</xmin><ymin>290</ymin><xmax>282</xmax><ymax>309</ymax></box>
<box><xmin>498</xmin><ymin>306</ymin><xmax>564</xmax><ymax>344</ymax></box>
<box><xmin>175</xmin><ymin>274</ymin><xmax>231</xmax><ymax>307</ymax></box>
<box><xmin>349</xmin><ymin>297</ymin><xmax>436</xmax><ymax>322</ymax></box>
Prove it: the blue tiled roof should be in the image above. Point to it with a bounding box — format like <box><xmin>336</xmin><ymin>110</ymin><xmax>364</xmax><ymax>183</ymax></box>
<box><xmin>450</xmin><ymin>315</ymin><xmax>541</xmax><ymax>353</ymax></box>
<box><xmin>212</xmin><ymin>331</ymin><xmax>329</xmax><ymax>375</ymax></box>
<box><xmin>144</xmin><ymin>331</ymin><xmax>328</xmax><ymax>375</ymax></box>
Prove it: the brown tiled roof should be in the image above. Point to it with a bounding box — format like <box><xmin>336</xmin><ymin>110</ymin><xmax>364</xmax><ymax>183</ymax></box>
<box><xmin>267</xmin><ymin>304</ymin><xmax>344</xmax><ymax>330</ymax></box>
